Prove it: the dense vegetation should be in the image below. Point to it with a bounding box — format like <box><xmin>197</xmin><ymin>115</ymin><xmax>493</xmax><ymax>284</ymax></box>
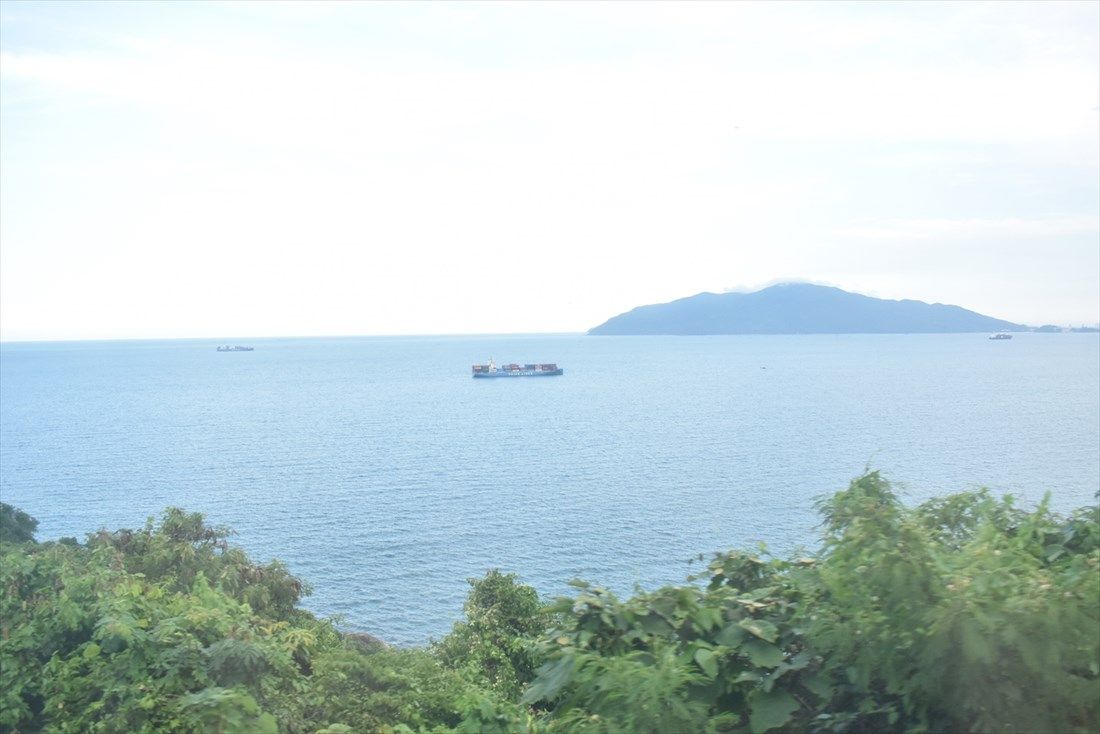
<box><xmin>2</xmin><ymin>473</ymin><xmax>1097</xmax><ymax>733</ymax></box>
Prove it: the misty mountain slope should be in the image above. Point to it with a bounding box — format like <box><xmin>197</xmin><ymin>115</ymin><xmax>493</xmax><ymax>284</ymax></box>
<box><xmin>588</xmin><ymin>283</ymin><xmax>1027</xmax><ymax>335</ymax></box>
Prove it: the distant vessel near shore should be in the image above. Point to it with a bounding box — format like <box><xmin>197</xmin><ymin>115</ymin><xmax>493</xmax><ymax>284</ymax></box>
<box><xmin>217</xmin><ymin>345</ymin><xmax>254</xmax><ymax>352</ymax></box>
<box><xmin>989</xmin><ymin>333</ymin><xmax>1013</xmax><ymax>340</ymax></box>
<box><xmin>472</xmin><ymin>358</ymin><xmax>562</xmax><ymax>378</ymax></box>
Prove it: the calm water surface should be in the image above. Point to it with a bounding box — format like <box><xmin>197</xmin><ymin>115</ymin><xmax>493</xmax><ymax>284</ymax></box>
<box><xmin>2</xmin><ymin>334</ymin><xmax>1097</xmax><ymax>644</ymax></box>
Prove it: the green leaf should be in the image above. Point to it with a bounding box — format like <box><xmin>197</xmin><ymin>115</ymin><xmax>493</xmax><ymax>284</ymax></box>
<box><xmin>743</xmin><ymin>586</ymin><xmax>778</xmax><ymax>602</ymax></box>
<box><xmin>694</xmin><ymin>606</ymin><xmax>722</xmax><ymax>632</ymax></box>
<box><xmin>521</xmin><ymin>654</ymin><xmax>575</xmax><ymax>704</ymax></box>
<box><xmin>785</xmin><ymin>650</ymin><xmax>812</xmax><ymax>671</ymax></box>
<box><xmin>82</xmin><ymin>643</ymin><xmax>101</xmax><ymax>660</ymax></box>
<box><xmin>749</xmin><ymin>688</ymin><xmax>800</xmax><ymax>734</ymax></box>
<box><xmin>801</xmin><ymin>673</ymin><xmax>833</xmax><ymax>702</ymax></box>
<box><xmin>256</xmin><ymin>712</ymin><xmax>278</xmax><ymax>734</ymax></box>
<box><xmin>694</xmin><ymin>647</ymin><xmax>718</xmax><ymax>678</ymax></box>
<box><xmin>640</xmin><ymin>613</ymin><xmax>673</xmax><ymax>636</ymax></box>
<box><xmin>739</xmin><ymin>617</ymin><xmax>779</xmax><ymax>643</ymax></box>
<box><xmin>716</xmin><ymin>621</ymin><xmax>747</xmax><ymax>647</ymax></box>
<box><xmin>743</xmin><ymin>639</ymin><xmax>784</xmax><ymax>668</ymax></box>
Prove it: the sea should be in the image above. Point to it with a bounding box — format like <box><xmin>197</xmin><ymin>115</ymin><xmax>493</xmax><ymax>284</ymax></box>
<box><xmin>1</xmin><ymin>334</ymin><xmax>1097</xmax><ymax>645</ymax></box>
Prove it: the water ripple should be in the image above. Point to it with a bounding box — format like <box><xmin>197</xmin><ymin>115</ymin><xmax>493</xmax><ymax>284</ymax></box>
<box><xmin>2</xmin><ymin>334</ymin><xmax>1097</xmax><ymax>645</ymax></box>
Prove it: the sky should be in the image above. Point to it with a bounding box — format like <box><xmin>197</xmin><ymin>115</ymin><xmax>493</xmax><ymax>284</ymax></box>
<box><xmin>1</xmin><ymin>1</ymin><xmax>1097</xmax><ymax>340</ymax></box>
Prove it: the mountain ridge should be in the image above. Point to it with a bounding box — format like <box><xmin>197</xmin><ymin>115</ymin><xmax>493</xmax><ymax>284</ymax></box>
<box><xmin>587</xmin><ymin>283</ymin><xmax>1028</xmax><ymax>335</ymax></box>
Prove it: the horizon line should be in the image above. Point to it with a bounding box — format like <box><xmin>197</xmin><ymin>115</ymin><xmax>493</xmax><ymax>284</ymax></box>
<box><xmin>5</xmin><ymin>328</ymin><xmax>1100</xmax><ymax>346</ymax></box>
<box><xmin>0</xmin><ymin>331</ymin><xmax>587</xmax><ymax>346</ymax></box>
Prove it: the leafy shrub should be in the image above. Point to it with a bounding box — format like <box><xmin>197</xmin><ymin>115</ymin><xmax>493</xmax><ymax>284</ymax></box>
<box><xmin>2</xmin><ymin>473</ymin><xmax>1096</xmax><ymax>734</ymax></box>
<box><xmin>521</xmin><ymin>563</ymin><xmax>828</xmax><ymax>733</ymax></box>
<box><xmin>302</xmin><ymin>646</ymin><xmax>480</xmax><ymax>732</ymax></box>
<box><xmin>434</xmin><ymin>570</ymin><xmax>547</xmax><ymax>698</ymax></box>
<box><xmin>808</xmin><ymin>473</ymin><xmax>1100</xmax><ymax>733</ymax></box>
<box><xmin>0</xmin><ymin>502</ymin><xmax>38</xmax><ymax>545</ymax></box>
<box><xmin>86</xmin><ymin>508</ymin><xmax>308</xmax><ymax>620</ymax></box>
<box><xmin>0</xmin><ymin>509</ymin><xmax>473</xmax><ymax>733</ymax></box>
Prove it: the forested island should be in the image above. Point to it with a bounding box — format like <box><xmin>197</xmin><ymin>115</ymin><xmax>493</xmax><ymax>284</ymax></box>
<box><xmin>2</xmin><ymin>474</ymin><xmax>1097</xmax><ymax>733</ymax></box>
<box><xmin>588</xmin><ymin>284</ymin><xmax>1028</xmax><ymax>335</ymax></box>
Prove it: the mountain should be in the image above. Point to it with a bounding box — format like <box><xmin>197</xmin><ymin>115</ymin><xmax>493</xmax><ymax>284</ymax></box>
<box><xmin>587</xmin><ymin>283</ymin><xmax>1028</xmax><ymax>335</ymax></box>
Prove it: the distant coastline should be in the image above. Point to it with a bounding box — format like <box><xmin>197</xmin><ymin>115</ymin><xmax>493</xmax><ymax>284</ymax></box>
<box><xmin>588</xmin><ymin>283</ymin><xmax>1062</xmax><ymax>336</ymax></box>
<box><xmin>3</xmin><ymin>328</ymin><xmax>1100</xmax><ymax>346</ymax></box>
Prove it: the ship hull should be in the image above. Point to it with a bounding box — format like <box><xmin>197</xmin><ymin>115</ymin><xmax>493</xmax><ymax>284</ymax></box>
<box><xmin>473</xmin><ymin>369</ymin><xmax>563</xmax><ymax>378</ymax></box>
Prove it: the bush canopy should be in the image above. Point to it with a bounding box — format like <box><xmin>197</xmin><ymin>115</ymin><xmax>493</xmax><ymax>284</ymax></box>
<box><xmin>1</xmin><ymin>473</ymin><xmax>1096</xmax><ymax>733</ymax></box>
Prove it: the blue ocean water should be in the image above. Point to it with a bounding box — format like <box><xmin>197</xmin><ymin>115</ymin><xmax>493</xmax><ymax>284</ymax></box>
<box><xmin>2</xmin><ymin>334</ymin><xmax>1098</xmax><ymax>644</ymax></box>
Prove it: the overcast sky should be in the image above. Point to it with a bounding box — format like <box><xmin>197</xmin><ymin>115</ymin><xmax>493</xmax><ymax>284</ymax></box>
<box><xmin>1</xmin><ymin>1</ymin><xmax>1097</xmax><ymax>340</ymax></box>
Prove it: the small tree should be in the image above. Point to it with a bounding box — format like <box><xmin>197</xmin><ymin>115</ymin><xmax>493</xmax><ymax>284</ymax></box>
<box><xmin>435</xmin><ymin>569</ymin><xmax>546</xmax><ymax>698</ymax></box>
<box><xmin>0</xmin><ymin>503</ymin><xmax>38</xmax><ymax>544</ymax></box>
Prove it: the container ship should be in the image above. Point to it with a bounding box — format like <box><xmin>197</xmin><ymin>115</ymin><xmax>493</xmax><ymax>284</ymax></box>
<box><xmin>472</xmin><ymin>358</ymin><xmax>563</xmax><ymax>378</ymax></box>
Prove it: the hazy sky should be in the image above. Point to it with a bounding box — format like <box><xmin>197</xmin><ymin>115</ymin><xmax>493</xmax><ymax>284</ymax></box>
<box><xmin>1</xmin><ymin>1</ymin><xmax>1097</xmax><ymax>340</ymax></box>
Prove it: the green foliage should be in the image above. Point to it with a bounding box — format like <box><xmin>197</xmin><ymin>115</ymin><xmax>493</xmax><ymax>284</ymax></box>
<box><xmin>521</xmin><ymin>554</ymin><xmax>826</xmax><ymax>734</ymax></box>
<box><xmin>1</xmin><ymin>473</ymin><xmax>1097</xmax><ymax>734</ymax></box>
<box><xmin>0</xmin><ymin>509</ymin><xmax>478</xmax><ymax>734</ymax></box>
<box><xmin>518</xmin><ymin>473</ymin><xmax>1098</xmax><ymax>734</ymax></box>
<box><xmin>0</xmin><ymin>534</ymin><xmax>317</xmax><ymax>732</ymax></box>
<box><xmin>300</xmin><ymin>644</ymin><xmax>494</xmax><ymax>733</ymax></box>
<box><xmin>434</xmin><ymin>569</ymin><xmax>547</xmax><ymax>698</ymax></box>
<box><xmin>0</xmin><ymin>502</ymin><xmax>38</xmax><ymax>544</ymax></box>
<box><xmin>177</xmin><ymin>687</ymin><xmax>279</xmax><ymax>733</ymax></box>
<box><xmin>913</xmin><ymin>488</ymin><xmax>1023</xmax><ymax>550</ymax></box>
<box><xmin>808</xmin><ymin>473</ymin><xmax>1100</xmax><ymax>733</ymax></box>
<box><xmin>545</xmin><ymin>643</ymin><xmax>711</xmax><ymax>733</ymax></box>
<box><xmin>87</xmin><ymin>507</ymin><xmax>308</xmax><ymax>620</ymax></box>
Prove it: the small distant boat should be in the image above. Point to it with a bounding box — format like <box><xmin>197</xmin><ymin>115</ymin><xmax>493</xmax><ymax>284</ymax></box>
<box><xmin>988</xmin><ymin>333</ymin><xmax>1013</xmax><ymax>340</ymax></box>
<box><xmin>217</xmin><ymin>345</ymin><xmax>254</xmax><ymax>352</ymax></box>
<box><xmin>472</xmin><ymin>358</ymin><xmax>562</xmax><ymax>378</ymax></box>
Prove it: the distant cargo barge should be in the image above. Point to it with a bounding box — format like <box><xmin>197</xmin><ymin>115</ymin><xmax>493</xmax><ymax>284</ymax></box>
<box><xmin>472</xmin><ymin>358</ymin><xmax>562</xmax><ymax>378</ymax></box>
<box><xmin>217</xmin><ymin>345</ymin><xmax>254</xmax><ymax>352</ymax></box>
